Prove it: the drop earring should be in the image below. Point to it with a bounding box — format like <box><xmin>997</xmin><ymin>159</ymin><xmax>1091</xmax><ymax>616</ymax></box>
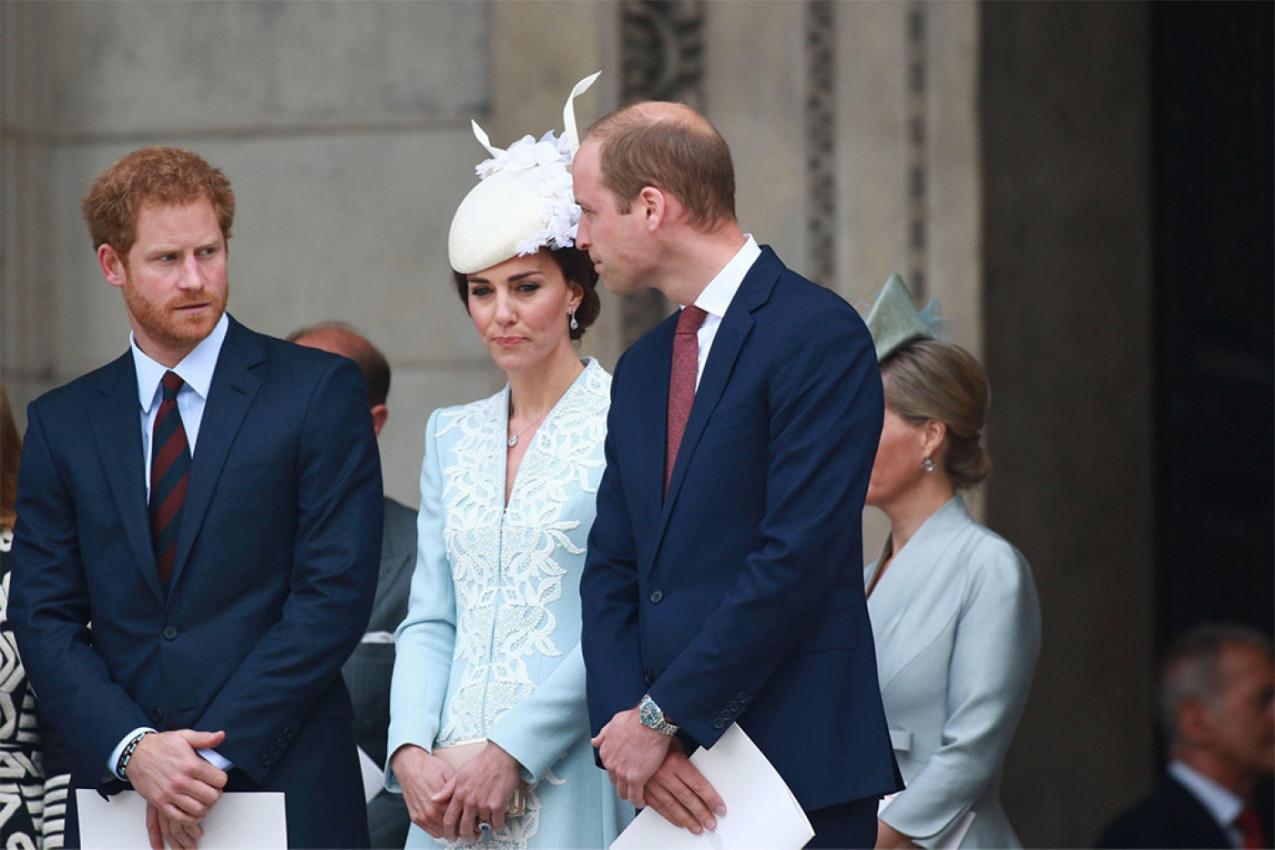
<box><xmin>921</xmin><ymin>457</ymin><xmax>935</xmax><ymax>473</ymax></box>
<box><xmin>570</xmin><ymin>310</ymin><xmax>579</xmax><ymax>331</ymax></box>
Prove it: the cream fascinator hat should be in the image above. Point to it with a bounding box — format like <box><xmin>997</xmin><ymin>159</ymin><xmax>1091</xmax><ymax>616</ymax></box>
<box><xmin>448</xmin><ymin>72</ymin><xmax>600</xmax><ymax>275</ymax></box>
<box><xmin>864</xmin><ymin>273</ymin><xmax>949</xmax><ymax>362</ymax></box>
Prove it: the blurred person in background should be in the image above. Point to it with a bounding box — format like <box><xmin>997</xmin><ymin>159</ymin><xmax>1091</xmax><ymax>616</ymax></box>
<box><xmin>1097</xmin><ymin>623</ymin><xmax>1274</xmax><ymax>849</ymax></box>
<box><xmin>289</xmin><ymin>322</ymin><xmax>415</xmax><ymax>849</ymax></box>
<box><xmin>861</xmin><ymin>276</ymin><xmax>1042</xmax><ymax>849</ymax></box>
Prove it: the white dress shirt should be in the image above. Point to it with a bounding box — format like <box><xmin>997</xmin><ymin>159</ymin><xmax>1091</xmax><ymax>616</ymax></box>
<box><xmin>109</xmin><ymin>314</ymin><xmax>233</xmax><ymax>778</ymax></box>
<box><xmin>132</xmin><ymin>313</ymin><xmax>228</xmax><ymax>497</ymax></box>
<box><xmin>1169</xmin><ymin>759</ymin><xmax>1248</xmax><ymax>848</ymax></box>
<box><xmin>682</xmin><ymin>235</ymin><xmax>761</xmax><ymax>388</ymax></box>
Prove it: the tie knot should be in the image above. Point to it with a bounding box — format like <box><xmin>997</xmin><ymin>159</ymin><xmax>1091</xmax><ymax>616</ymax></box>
<box><xmin>160</xmin><ymin>371</ymin><xmax>184</xmax><ymax>401</ymax></box>
<box><xmin>676</xmin><ymin>305</ymin><xmax>709</xmax><ymax>335</ymax></box>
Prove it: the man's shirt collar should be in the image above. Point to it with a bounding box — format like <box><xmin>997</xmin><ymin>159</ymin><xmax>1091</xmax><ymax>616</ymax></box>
<box><xmin>131</xmin><ymin>313</ymin><xmax>229</xmax><ymax>410</ymax></box>
<box><xmin>1169</xmin><ymin>759</ymin><xmax>1245</xmax><ymax>832</ymax></box>
<box><xmin>690</xmin><ymin>235</ymin><xmax>760</xmax><ymax>318</ymax></box>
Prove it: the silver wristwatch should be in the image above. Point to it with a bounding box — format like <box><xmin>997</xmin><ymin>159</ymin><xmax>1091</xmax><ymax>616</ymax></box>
<box><xmin>638</xmin><ymin>693</ymin><xmax>679</xmax><ymax>736</ymax></box>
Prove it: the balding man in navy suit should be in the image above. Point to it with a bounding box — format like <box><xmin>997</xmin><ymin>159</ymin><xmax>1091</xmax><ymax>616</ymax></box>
<box><xmin>574</xmin><ymin>102</ymin><xmax>901</xmax><ymax>849</ymax></box>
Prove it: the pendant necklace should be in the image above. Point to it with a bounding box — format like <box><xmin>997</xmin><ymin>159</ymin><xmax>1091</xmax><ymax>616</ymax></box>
<box><xmin>507</xmin><ymin>408</ymin><xmax>547</xmax><ymax>448</ymax></box>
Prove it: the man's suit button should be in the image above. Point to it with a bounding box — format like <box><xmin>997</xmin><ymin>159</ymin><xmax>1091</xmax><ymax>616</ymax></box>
<box><xmin>644</xmin><ymin>669</ymin><xmax>655</xmax><ymax>685</ymax></box>
<box><xmin>736</xmin><ymin>692</ymin><xmax>747</xmax><ymax>702</ymax></box>
<box><xmin>713</xmin><ymin>718</ymin><xmax>725</xmax><ymax>729</ymax></box>
<box><xmin>649</xmin><ymin>590</ymin><xmax>663</xmax><ymax>604</ymax></box>
<box><xmin>150</xmin><ymin>709</ymin><xmax>163</xmax><ymax>724</ymax></box>
<box><xmin>729</xmin><ymin>700</ymin><xmax>740</xmax><ymax>712</ymax></box>
<box><xmin>162</xmin><ymin>626</ymin><xmax>178</xmax><ymax>640</ymax></box>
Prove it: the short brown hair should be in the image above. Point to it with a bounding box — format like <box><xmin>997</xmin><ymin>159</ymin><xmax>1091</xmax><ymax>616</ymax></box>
<box><xmin>585</xmin><ymin>102</ymin><xmax>736</xmax><ymax>229</ymax></box>
<box><xmin>81</xmin><ymin>146</ymin><xmax>235</xmax><ymax>259</ymax></box>
<box><xmin>881</xmin><ymin>339</ymin><xmax>991</xmax><ymax>489</ymax></box>
<box><xmin>451</xmin><ymin>247</ymin><xmax>601</xmax><ymax>343</ymax></box>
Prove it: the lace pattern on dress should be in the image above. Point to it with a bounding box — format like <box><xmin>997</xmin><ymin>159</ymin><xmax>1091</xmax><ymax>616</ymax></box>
<box><xmin>432</xmin><ymin>362</ymin><xmax>609</xmax><ymax>849</ymax></box>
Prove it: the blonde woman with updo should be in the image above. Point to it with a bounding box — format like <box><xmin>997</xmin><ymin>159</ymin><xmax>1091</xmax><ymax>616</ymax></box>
<box><xmin>861</xmin><ymin>277</ymin><xmax>1042</xmax><ymax>849</ymax></box>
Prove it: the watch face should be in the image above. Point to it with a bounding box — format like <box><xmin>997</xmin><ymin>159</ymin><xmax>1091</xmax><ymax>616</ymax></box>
<box><xmin>639</xmin><ymin>698</ymin><xmax>659</xmax><ymax>727</ymax></box>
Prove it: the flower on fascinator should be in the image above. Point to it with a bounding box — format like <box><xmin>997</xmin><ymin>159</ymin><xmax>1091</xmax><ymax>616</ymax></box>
<box><xmin>478</xmin><ymin>130</ymin><xmax>580</xmax><ymax>257</ymax></box>
<box><xmin>476</xmin><ymin>131</ymin><xmax>572</xmax><ymax>180</ymax></box>
<box><xmin>447</xmin><ymin>73</ymin><xmax>599</xmax><ymax>274</ymax></box>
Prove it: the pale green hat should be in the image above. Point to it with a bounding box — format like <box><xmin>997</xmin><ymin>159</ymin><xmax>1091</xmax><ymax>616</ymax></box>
<box><xmin>864</xmin><ymin>274</ymin><xmax>939</xmax><ymax>362</ymax></box>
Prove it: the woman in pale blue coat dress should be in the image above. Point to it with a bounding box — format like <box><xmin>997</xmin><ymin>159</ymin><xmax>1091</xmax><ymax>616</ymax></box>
<box><xmin>386</xmin><ymin>75</ymin><xmax>632</xmax><ymax>849</ymax></box>
<box><xmin>861</xmin><ymin>278</ymin><xmax>1041</xmax><ymax>849</ymax></box>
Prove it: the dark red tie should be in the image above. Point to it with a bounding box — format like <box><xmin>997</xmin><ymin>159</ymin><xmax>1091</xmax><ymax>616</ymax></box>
<box><xmin>1236</xmin><ymin>807</ymin><xmax>1266</xmax><ymax>850</ymax></box>
<box><xmin>150</xmin><ymin>371</ymin><xmax>190</xmax><ymax>584</ymax></box>
<box><xmin>666</xmin><ymin>305</ymin><xmax>708</xmax><ymax>495</ymax></box>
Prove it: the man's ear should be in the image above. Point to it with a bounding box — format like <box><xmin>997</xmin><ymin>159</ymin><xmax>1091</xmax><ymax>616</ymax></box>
<box><xmin>1177</xmin><ymin>698</ymin><xmax>1217</xmax><ymax>746</ymax></box>
<box><xmin>638</xmin><ymin>186</ymin><xmax>667</xmax><ymax>232</ymax></box>
<box><xmin>370</xmin><ymin>404</ymin><xmax>388</xmax><ymax>437</ymax></box>
<box><xmin>98</xmin><ymin>244</ymin><xmax>127</xmax><ymax>289</ymax></box>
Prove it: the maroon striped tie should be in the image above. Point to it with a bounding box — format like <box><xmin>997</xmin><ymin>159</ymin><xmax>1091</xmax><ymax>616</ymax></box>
<box><xmin>150</xmin><ymin>371</ymin><xmax>190</xmax><ymax>584</ymax></box>
<box><xmin>666</xmin><ymin>305</ymin><xmax>708</xmax><ymax>496</ymax></box>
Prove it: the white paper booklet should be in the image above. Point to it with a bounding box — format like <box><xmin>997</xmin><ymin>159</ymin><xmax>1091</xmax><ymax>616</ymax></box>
<box><xmin>78</xmin><ymin>790</ymin><xmax>287</xmax><ymax>849</ymax></box>
<box><xmin>611</xmin><ymin>724</ymin><xmax>814</xmax><ymax>850</ymax></box>
<box><xmin>358</xmin><ymin>746</ymin><xmax>385</xmax><ymax>803</ymax></box>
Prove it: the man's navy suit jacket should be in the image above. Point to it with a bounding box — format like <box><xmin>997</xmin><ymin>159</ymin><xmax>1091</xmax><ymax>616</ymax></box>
<box><xmin>581</xmin><ymin>247</ymin><xmax>902</xmax><ymax>812</ymax></box>
<box><xmin>10</xmin><ymin>316</ymin><xmax>383</xmax><ymax>847</ymax></box>
<box><xmin>1096</xmin><ymin>774</ymin><xmax>1253</xmax><ymax>849</ymax></box>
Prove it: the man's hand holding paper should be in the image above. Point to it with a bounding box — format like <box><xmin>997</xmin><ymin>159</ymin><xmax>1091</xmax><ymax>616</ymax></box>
<box><xmin>642</xmin><ymin>741</ymin><xmax>725</xmax><ymax>835</ymax></box>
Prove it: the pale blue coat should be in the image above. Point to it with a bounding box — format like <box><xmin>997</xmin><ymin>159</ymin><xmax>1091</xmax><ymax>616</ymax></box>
<box><xmin>865</xmin><ymin>496</ymin><xmax>1041</xmax><ymax>849</ymax></box>
<box><xmin>387</xmin><ymin>359</ymin><xmax>633</xmax><ymax>849</ymax></box>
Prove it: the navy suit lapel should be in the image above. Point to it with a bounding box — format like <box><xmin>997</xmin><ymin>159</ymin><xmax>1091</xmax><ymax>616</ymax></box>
<box><xmin>170</xmin><ymin>318</ymin><xmax>264</xmax><ymax>588</ymax></box>
<box><xmin>659</xmin><ymin>249</ymin><xmax>779</xmax><ymax>524</ymax></box>
<box><xmin>90</xmin><ymin>353</ymin><xmax>164</xmax><ymax>603</ymax></box>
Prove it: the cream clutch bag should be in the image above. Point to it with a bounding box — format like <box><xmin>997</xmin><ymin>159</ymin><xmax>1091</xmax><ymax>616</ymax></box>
<box><xmin>432</xmin><ymin>739</ymin><xmax>527</xmax><ymax>817</ymax></box>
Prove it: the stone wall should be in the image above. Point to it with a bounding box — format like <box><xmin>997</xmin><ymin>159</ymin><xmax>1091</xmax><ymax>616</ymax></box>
<box><xmin>3</xmin><ymin>1</ymin><xmax>500</xmax><ymax>505</ymax></box>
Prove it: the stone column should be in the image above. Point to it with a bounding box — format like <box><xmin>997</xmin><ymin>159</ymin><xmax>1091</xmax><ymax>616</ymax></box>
<box><xmin>982</xmin><ymin>4</ymin><xmax>1154</xmax><ymax>844</ymax></box>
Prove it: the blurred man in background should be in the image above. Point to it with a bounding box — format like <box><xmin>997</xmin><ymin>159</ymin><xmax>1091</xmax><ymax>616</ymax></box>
<box><xmin>290</xmin><ymin>322</ymin><xmax>415</xmax><ymax>849</ymax></box>
<box><xmin>1097</xmin><ymin>623</ymin><xmax>1274</xmax><ymax>849</ymax></box>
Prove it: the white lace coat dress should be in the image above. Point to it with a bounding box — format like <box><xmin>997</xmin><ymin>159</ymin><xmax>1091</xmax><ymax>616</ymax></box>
<box><xmin>387</xmin><ymin>359</ymin><xmax>633</xmax><ymax>849</ymax></box>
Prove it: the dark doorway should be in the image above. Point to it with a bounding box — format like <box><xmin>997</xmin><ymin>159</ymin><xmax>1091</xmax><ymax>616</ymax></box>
<box><xmin>1152</xmin><ymin>0</ymin><xmax>1274</xmax><ymax>648</ymax></box>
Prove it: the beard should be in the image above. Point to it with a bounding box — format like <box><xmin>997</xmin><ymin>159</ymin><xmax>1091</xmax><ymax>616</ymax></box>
<box><xmin>122</xmin><ymin>278</ymin><xmax>228</xmax><ymax>355</ymax></box>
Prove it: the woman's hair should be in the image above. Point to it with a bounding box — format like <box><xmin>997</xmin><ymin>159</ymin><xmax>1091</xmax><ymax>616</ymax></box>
<box><xmin>1</xmin><ymin>383</ymin><xmax>20</xmax><ymax>532</ymax></box>
<box><xmin>451</xmin><ymin>247</ymin><xmax>601</xmax><ymax>342</ymax></box>
<box><xmin>881</xmin><ymin>339</ymin><xmax>991</xmax><ymax>489</ymax></box>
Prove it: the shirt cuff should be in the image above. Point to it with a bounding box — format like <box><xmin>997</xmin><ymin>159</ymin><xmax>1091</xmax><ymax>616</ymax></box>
<box><xmin>198</xmin><ymin>748</ymin><xmax>234</xmax><ymax>771</ymax></box>
<box><xmin>108</xmin><ymin>727</ymin><xmax>156</xmax><ymax>780</ymax></box>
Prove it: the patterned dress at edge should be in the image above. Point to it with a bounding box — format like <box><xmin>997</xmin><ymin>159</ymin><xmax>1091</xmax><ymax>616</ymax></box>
<box><xmin>1</xmin><ymin>528</ymin><xmax>71</xmax><ymax>848</ymax></box>
<box><xmin>387</xmin><ymin>358</ymin><xmax>633</xmax><ymax>849</ymax></box>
